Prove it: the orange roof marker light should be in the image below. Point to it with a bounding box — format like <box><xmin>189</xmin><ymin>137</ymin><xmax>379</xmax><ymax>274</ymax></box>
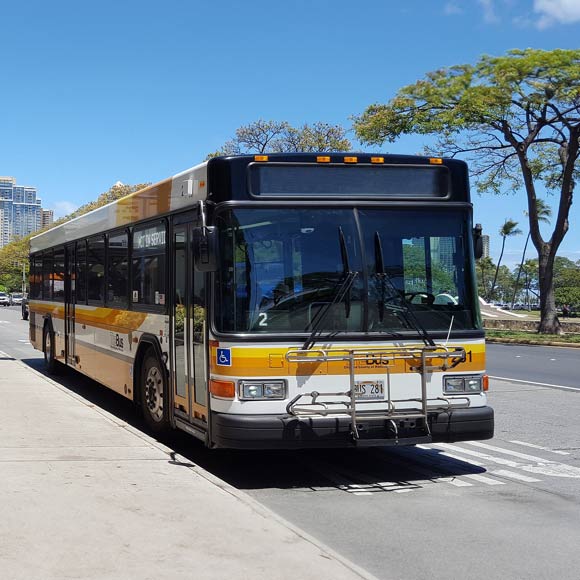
<box><xmin>254</xmin><ymin>155</ymin><xmax>269</xmax><ymax>162</ymax></box>
<box><xmin>371</xmin><ymin>156</ymin><xmax>385</xmax><ymax>164</ymax></box>
<box><xmin>317</xmin><ymin>156</ymin><xmax>331</xmax><ymax>163</ymax></box>
<box><xmin>429</xmin><ymin>157</ymin><xmax>443</xmax><ymax>165</ymax></box>
<box><xmin>344</xmin><ymin>156</ymin><xmax>358</xmax><ymax>164</ymax></box>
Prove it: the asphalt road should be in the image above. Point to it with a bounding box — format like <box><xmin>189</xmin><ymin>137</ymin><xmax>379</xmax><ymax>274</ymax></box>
<box><xmin>487</xmin><ymin>342</ymin><xmax>580</xmax><ymax>390</ymax></box>
<box><xmin>2</xmin><ymin>306</ymin><xmax>579</xmax><ymax>580</ymax></box>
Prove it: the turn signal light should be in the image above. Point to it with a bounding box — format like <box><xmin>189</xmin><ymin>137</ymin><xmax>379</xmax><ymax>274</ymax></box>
<box><xmin>483</xmin><ymin>375</ymin><xmax>489</xmax><ymax>391</ymax></box>
<box><xmin>210</xmin><ymin>379</ymin><xmax>235</xmax><ymax>399</ymax></box>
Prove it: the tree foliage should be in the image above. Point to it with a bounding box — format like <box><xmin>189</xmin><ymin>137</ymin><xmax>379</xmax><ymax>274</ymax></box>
<box><xmin>354</xmin><ymin>48</ymin><xmax>580</xmax><ymax>333</ymax></box>
<box><xmin>208</xmin><ymin>119</ymin><xmax>351</xmax><ymax>158</ymax></box>
<box><xmin>0</xmin><ymin>183</ymin><xmax>149</xmax><ymax>291</ymax></box>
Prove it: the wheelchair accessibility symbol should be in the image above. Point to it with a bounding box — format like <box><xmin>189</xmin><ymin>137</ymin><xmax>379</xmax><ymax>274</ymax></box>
<box><xmin>216</xmin><ymin>348</ymin><xmax>232</xmax><ymax>367</ymax></box>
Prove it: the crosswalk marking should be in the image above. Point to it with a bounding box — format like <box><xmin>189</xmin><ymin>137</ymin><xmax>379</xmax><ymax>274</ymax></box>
<box><xmin>464</xmin><ymin>441</ymin><xmax>558</xmax><ymax>463</ymax></box>
<box><xmin>462</xmin><ymin>473</ymin><xmax>505</xmax><ymax>485</ymax></box>
<box><xmin>492</xmin><ymin>470</ymin><xmax>542</xmax><ymax>483</ymax></box>
<box><xmin>509</xmin><ymin>440</ymin><xmax>570</xmax><ymax>456</ymax></box>
<box><xmin>437</xmin><ymin>443</ymin><xmax>523</xmax><ymax>468</ymax></box>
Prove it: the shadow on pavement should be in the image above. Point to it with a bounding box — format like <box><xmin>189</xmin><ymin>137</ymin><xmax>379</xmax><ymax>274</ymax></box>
<box><xmin>20</xmin><ymin>357</ymin><xmax>486</xmax><ymax>492</ymax></box>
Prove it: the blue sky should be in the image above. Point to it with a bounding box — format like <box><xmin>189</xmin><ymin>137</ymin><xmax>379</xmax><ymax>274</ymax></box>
<box><xmin>2</xmin><ymin>0</ymin><xmax>579</xmax><ymax>267</ymax></box>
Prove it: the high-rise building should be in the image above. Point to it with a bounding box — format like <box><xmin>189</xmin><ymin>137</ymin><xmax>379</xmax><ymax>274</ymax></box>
<box><xmin>482</xmin><ymin>235</ymin><xmax>490</xmax><ymax>259</ymax></box>
<box><xmin>0</xmin><ymin>176</ymin><xmax>43</xmax><ymax>247</ymax></box>
<box><xmin>41</xmin><ymin>209</ymin><xmax>54</xmax><ymax>228</ymax></box>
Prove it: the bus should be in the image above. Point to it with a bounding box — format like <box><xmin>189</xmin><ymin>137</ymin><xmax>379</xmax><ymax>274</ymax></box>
<box><xmin>28</xmin><ymin>153</ymin><xmax>493</xmax><ymax>449</ymax></box>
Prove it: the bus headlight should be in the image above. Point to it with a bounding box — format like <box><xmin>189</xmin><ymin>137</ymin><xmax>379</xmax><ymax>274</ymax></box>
<box><xmin>239</xmin><ymin>380</ymin><xmax>286</xmax><ymax>400</ymax></box>
<box><xmin>444</xmin><ymin>375</ymin><xmax>483</xmax><ymax>394</ymax></box>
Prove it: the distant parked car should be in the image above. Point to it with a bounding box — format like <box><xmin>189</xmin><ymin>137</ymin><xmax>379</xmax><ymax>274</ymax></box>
<box><xmin>11</xmin><ymin>293</ymin><xmax>23</xmax><ymax>305</ymax></box>
<box><xmin>21</xmin><ymin>294</ymin><xmax>29</xmax><ymax>320</ymax></box>
<box><xmin>0</xmin><ymin>292</ymin><xmax>11</xmax><ymax>307</ymax></box>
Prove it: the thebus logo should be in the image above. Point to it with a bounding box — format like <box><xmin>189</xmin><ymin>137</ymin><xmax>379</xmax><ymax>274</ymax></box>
<box><xmin>110</xmin><ymin>332</ymin><xmax>125</xmax><ymax>351</ymax></box>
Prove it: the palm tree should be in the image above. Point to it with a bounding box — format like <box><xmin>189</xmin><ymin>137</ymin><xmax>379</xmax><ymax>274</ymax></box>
<box><xmin>510</xmin><ymin>199</ymin><xmax>552</xmax><ymax>308</ymax></box>
<box><xmin>488</xmin><ymin>219</ymin><xmax>522</xmax><ymax>302</ymax></box>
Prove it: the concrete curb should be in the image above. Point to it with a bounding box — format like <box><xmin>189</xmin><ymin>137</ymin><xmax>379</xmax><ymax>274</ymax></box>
<box><xmin>10</xmin><ymin>355</ymin><xmax>380</xmax><ymax>580</ymax></box>
<box><xmin>486</xmin><ymin>337</ymin><xmax>580</xmax><ymax>348</ymax></box>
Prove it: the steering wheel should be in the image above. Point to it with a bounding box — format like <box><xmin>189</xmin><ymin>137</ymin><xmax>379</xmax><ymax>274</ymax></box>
<box><xmin>404</xmin><ymin>292</ymin><xmax>435</xmax><ymax>305</ymax></box>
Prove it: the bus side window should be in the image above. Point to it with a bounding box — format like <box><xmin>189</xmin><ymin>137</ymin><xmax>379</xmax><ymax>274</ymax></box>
<box><xmin>131</xmin><ymin>222</ymin><xmax>167</xmax><ymax>310</ymax></box>
<box><xmin>87</xmin><ymin>236</ymin><xmax>106</xmax><ymax>305</ymax></box>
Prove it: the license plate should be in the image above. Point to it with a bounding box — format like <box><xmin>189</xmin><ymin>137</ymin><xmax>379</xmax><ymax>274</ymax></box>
<box><xmin>354</xmin><ymin>380</ymin><xmax>384</xmax><ymax>400</ymax></box>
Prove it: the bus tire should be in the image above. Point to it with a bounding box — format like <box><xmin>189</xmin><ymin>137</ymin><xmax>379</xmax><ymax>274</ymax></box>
<box><xmin>43</xmin><ymin>326</ymin><xmax>59</xmax><ymax>375</ymax></box>
<box><xmin>140</xmin><ymin>349</ymin><xmax>169</xmax><ymax>433</ymax></box>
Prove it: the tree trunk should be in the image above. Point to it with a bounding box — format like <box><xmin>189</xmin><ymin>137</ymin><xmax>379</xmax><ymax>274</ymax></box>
<box><xmin>537</xmin><ymin>246</ymin><xmax>561</xmax><ymax>334</ymax></box>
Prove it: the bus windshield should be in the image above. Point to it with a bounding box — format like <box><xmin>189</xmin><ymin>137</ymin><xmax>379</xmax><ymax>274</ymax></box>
<box><xmin>215</xmin><ymin>207</ymin><xmax>480</xmax><ymax>335</ymax></box>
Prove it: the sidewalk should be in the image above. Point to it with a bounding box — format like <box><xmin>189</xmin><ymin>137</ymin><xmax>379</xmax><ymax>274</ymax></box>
<box><xmin>0</xmin><ymin>354</ymin><xmax>374</xmax><ymax>580</ymax></box>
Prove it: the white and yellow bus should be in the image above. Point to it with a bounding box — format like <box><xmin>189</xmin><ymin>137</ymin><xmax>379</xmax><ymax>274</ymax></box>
<box><xmin>29</xmin><ymin>153</ymin><xmax>493</xmax><ymax>448</ymax></box>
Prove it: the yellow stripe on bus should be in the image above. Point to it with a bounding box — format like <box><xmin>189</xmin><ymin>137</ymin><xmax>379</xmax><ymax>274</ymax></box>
<box><xmin>29</xmin><ymin>302</ymin><xmax>148</xmax><ymax>332</ymax></box>
<box><xmin>210</xmin><ymin>344</ymin><xmax>485</xmax><ymax>377</ymax></box>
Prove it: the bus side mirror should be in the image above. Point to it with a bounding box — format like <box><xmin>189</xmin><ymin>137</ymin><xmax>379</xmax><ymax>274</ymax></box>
<box><xmin>473</xmin><ymin>223</ymin><xmax>483</xmax><ymax>260</ymax></box>
<box><xmin>192</xmin><ymin>226</ymin><xmax>218</xmax><ymax>272</ymax></box>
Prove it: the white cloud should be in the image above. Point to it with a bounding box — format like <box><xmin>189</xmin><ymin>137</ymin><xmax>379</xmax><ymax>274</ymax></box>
<box><xmin>478</xmin><ymin>0</ymin><xmax>499</xmax><ymax>23</ymax></box>
<box><xmin>51</xmin><ymin>201</ymin><xmax>78</xmax><ymax>218</ymax></box>
<box><xmin>444</xmin><ymin>2</ymin><xmax>463</xmax><ymax>15</ymax></box>
<box><xmin>534</xmin><ymin>0</ymin><xmax>580</xmax><ymax>28</ymax></box>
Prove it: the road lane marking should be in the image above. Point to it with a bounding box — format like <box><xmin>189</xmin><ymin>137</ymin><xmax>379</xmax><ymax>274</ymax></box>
<box><xmin>462</xmin><ymin>473</ymin><xmax>505</xmax><ymax>485</ymax></box>
<box><xmin>492</xmin><ymin>470</ymin><xmax>542</xmax><ymax>483</ymax></box>
<box><xmin>489</xmin><ymin>375</ymin><xmax>580</xmax><ymax>392</ymax></box>
<box><xmin>509</xmin><ymin>440</ymin><xmax>570</xmax><ymax>456</ymax></box>
<box><xmin>464</xmin><ymin>441</ymin><xmax>558</xmax><ymax>463</ymax></box>
<box><xmin>438</xmin><ymin>443</ymin><xmax>580</xmax><ymax>478</ymax></box>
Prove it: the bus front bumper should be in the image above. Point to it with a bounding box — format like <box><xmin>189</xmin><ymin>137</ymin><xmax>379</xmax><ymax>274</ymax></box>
<box><xmin>210</xmin><ymin>406</ymin><xmax>494</xmax><ymax>449</ymax></box>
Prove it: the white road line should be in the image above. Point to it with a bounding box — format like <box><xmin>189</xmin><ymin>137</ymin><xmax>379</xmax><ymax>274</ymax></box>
<box><xmin>509</xmin><ymin>440</ymin><xmax>570</xmax><ymax>456</ymax></box>
<box><xmin>489</xmin><ymin>375</ymin><xmax>580</xmax><ymax>392</ymax></box>
<box><xmin>492</xmin><ymin>470</ymin><xmax>542</xmax><ymax>483</ymax></box>
<box><xmin>464</xmin><ymin>441</ymin><xmax>557</xmax><ymax>463</ymax></box>
<box><xmin>462</xmin><ymin>473</ymin><xmax>505</xmax><ymax>485</ymax></box>
<box><xmin>437</xmin><ymin>443</ymin><xmax>522</xmax><ymax>468</ymax></box>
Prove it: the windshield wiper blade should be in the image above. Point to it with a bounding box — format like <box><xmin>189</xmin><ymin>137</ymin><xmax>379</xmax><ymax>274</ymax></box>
<box><xmin>373</xmin><ymin>231</ymin><xmax>435</xmax><ymax>347</ymax></box>
<box><xmin>302</xmin><ymin>226</ymin><xmax>357</xmax><ymax>350</ymax></box>
<box><xmin>302</xmin><ymin>271</ymin><xmax>357</xmax><ymax>350</ymax></box>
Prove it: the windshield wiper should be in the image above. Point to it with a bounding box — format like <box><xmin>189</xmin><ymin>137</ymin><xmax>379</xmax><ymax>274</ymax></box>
<box><xmin>302</xmin><ymin>227</ymin><xmax>357</xmax><ymax>350</ymax></box>
<box><xmin>373</xmin><ymin>231</ymin><xmax>435</xmax><ymax>347</ymax></box>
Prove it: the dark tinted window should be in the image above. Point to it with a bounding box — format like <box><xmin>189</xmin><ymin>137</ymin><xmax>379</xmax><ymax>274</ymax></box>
<box><xmin>42</xmin><ymin>251</ymin><xmax>53</xmax><ymax>300</ymax></box>
<box><xmin>53</xmin><ymin>247</ymin><xmax>65</xmax><ymax>302</ymax></box>
<box><xmin>76</xmin><ymin>240</ymin><xmax>87</xmax><ymax>304</ymax></box>
<box><xmin>30</xmin><ymin>254</ymin><xmax>42</xmax><ymax>299</ymax></box>
<box><xmin>132</xmin><ymin>222</ymin><xmax>166</xmax><ymax>308</ymax></box>
<box><xmin>107</xmin><ymin>232</ymin><xmax>128</xmax><ymax>306</ymax></box>
<box><xmin>87</xmin><ymin>236</ymin><xmax>106</xmax><ymax>304</ymax></box>
<box><xmin>249</xmin><ymin>164</ymin><xmax>449</xmax><ymax>197</ymax></box>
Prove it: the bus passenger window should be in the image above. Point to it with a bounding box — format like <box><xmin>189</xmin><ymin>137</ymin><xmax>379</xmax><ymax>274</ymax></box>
<box><xmin>131</xmin><ymin>222</ymin><xmax>166</xmax><ymax>309</ymax></box>
<box><xmin>87</xmin><ymin>236</ymin><xmax>106</xmax><ymax>304</ymax></box>
<box><xmin>107</xmin><ymin>232</ymin><xmax>128</xmax><ymax>307</ymax></box>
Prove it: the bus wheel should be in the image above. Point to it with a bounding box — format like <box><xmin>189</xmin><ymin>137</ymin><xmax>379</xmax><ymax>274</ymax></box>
<box><xmin>43</xmin><ymin>327</ymin><xmax>59</xmax><ymax>375</ymax></box>
<box><xmin>140</xmin><ymin>350</ymin><xmax>169</xmax><ymax>433</ymax></box>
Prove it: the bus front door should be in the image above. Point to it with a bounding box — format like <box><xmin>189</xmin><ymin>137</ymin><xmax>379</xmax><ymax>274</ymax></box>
<box><xmin>172</xmin><ymin>222</ymin><xmax>208</xmax><ymax>431</ymax></box>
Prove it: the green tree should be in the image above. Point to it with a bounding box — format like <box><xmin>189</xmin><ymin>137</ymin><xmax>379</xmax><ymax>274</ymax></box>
<box><xmin>208</xmin><ymin>119</ymin><xmax>351</xmax><ymax>158</ymax></box>
<box><xmin>354</xmin><ymin>49</ymin><xmax>580</xmax><ymax>334</ymax></box>
<box><xmin>488</xmin><ymin>219</ymin><xmax>522</xmax><ymax>301</ymax></box>
<box><xmin>511</xmin><ymin>198</ymin><xmax>552</xmax><ymax>308</ymax></box>
<box><xmin>476</xmin><ymin>256</ymin><xmax>495</xmax><ymax>299</ymax></box>
<box><xmin>0</xmin><ymin>183</ymin><xmax>150</xmax><ymax>290</ymax></box>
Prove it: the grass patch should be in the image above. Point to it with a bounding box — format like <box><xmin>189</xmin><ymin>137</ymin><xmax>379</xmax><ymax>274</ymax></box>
<box><xmin>485</xmin><ymin>328</ymin><xmax>580</xmax><ymax>344</ymax></box>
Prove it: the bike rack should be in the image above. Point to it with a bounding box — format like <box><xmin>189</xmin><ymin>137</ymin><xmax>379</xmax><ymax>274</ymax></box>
<box><xmin>285</xmin><ymin>345</ymin><xmax>470</xmax><ymax>442</ymax></box>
